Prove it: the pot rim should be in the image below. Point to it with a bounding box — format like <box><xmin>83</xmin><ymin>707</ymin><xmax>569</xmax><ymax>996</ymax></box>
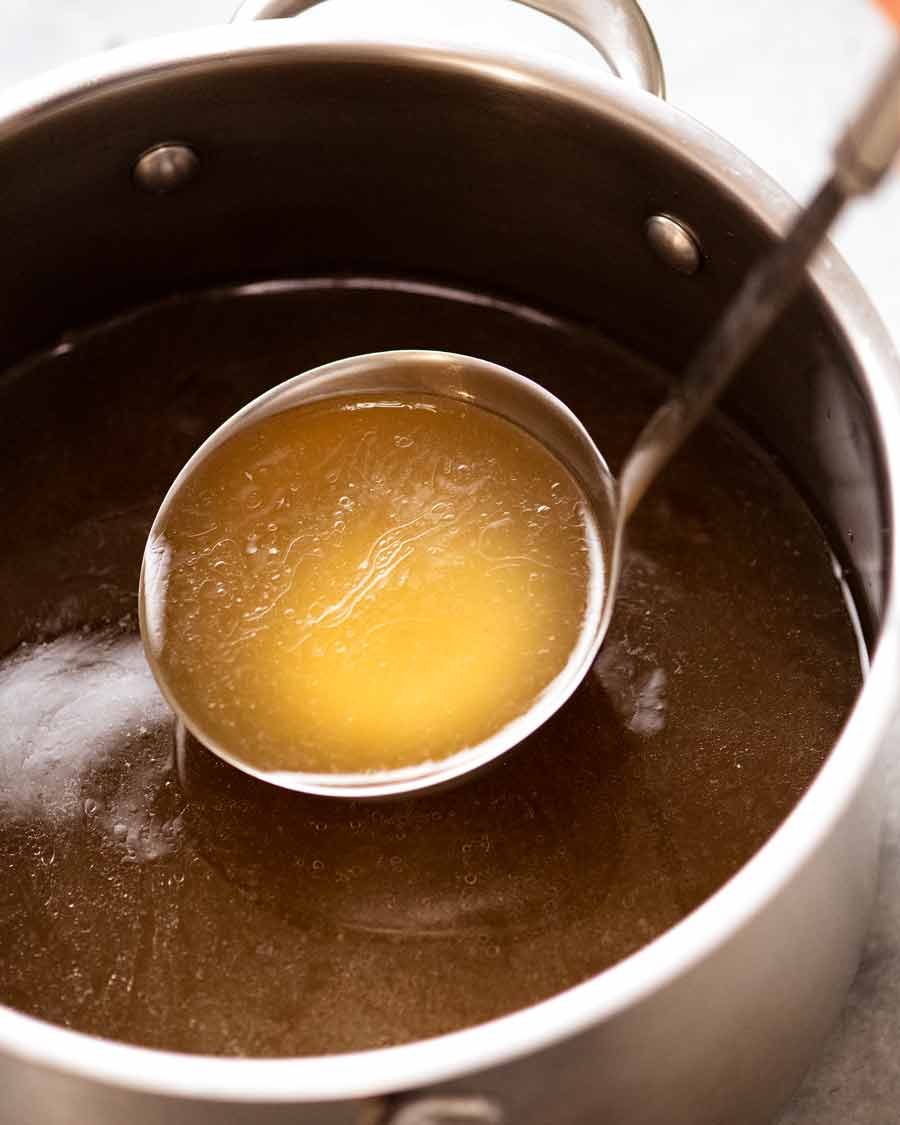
<box><xmin>1</xmin><ymin>23</ymin><xmax>899</xmax><ymax>1104</ymax></box>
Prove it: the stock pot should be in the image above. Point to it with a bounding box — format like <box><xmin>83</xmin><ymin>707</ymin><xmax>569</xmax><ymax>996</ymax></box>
<box><xmin>1</xmin><ymin>1</ymin><xmax>899</xmax><ymax>1123</ymax></box>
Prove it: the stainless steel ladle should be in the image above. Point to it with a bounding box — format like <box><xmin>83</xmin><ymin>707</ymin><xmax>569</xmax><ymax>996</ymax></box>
<box><xmin>141</xmin><ymin>42</ymin><xmax>900</xmax><ymax>798</ymax></box>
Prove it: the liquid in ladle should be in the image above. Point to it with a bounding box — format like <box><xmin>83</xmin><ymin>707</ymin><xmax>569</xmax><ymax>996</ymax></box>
<box><xmin>142</xmin><ymin>393</ymin><xmax>602</xmax><ymax>775</ymax></box>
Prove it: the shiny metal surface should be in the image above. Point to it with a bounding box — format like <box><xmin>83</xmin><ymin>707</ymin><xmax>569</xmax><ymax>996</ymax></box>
<box><xmin>621</xmin><ymin>142</ymin><xmax>876</xmax><ymax>524</ymax></box>
<box><xmin>230</xmin><ymin>0</ymin><xmax>666</xmax><ymax>96</ymax></box>
<box><xmin>0</xmin><ymin>15</ymin><xmax>898</xmax><ymax>1125</ymax></box>
<box><xmin>132</xmin><ymin>141</ymin><xmax>200</xmax><ymax>194</ymax></box>
<box><xmin>139</xmin><ymin>349</ymin><xmax>614</xmax><ymax>798</ymax></box>
<box><xmin>644</xmin><ymin>213</ymin><xmax>702</xmax><ymax>275</ymax></box>
<box><xmin>834</xmin><ymin>42</ymin><xmax>900</xmax><ymax>195</ymax></box>
<box><xmin>585</xmin><ymin>54</ymin><xmax>900</xmax><ymax>773</ymax></box>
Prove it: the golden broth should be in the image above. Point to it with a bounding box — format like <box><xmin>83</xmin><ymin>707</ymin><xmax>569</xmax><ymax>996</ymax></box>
<box><xmin>142</xmin><ymin>393</ymin><xmax>602</xmax><ymax>774</ymax></box>
<box><xmin>0</xmin><ymin>282</ymin><xmax>862</xmax><ymax>1057</ymax></box>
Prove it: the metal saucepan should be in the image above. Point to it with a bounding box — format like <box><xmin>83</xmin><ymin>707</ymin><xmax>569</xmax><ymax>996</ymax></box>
<box><xmin>0</xmin><ymin>2</ymin><xmax>899</xmax><ymax>1123</ymax></box>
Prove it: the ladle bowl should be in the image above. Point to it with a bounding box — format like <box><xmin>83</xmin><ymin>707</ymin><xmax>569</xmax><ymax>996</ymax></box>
<box><xmin>139</xmin><ymin>349</ymin><xmax>617</xmax><ymax>797</ymax></box>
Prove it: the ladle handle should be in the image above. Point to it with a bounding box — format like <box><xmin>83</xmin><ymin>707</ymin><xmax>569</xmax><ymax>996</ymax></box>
<box><xmin>835</xmin><ymin>40</ymin><xmax>900</xmax><ymax>193</ymax></box>
<box><xmin>230</xmin><ymin>0</ymin><xmax>666</xmax><ymax>97</ymax></box>
<box><xmin>617</xmin><ymin>40</ymin><xmax>900</xmax><ymax>525</ymax></box>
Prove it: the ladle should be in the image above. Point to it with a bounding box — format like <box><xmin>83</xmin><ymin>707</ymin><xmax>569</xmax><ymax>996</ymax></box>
<box><xmin>140</xmin><ymin>42</ymin><xmax>900</xmax><ymax>798</ymax></box>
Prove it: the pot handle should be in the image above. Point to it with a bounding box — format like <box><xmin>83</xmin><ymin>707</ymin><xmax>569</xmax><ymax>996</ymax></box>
<box><xmin>230</xmin><ymin>0</ymin><xmax>666</xmax><ymax>98</ymax></box>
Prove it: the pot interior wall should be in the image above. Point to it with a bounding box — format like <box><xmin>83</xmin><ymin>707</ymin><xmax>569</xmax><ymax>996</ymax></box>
<box><xmin>0</xmin><ymin>45</ymin><xmax>887</xmax><ymax>634</ymax></box>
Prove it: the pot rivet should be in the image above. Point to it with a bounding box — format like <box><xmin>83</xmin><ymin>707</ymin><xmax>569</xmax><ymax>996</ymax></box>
<box><xmin>133</xmin><ymin>143</ymin><xmax>200</xmax><ymax>195</ymax></box>
<box><xmin>645</xmin><ymin>213</ymin><xmax>703</xmax><ymax>276</ymax></box>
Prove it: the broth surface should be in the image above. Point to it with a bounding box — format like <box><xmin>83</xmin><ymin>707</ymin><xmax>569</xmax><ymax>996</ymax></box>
<box><xmin>0</xmin><ymin>280</ymin><xmax>861</xmax><ymax>1056</ymax></box>
<box><xmin>144</xmin><ymin>394</ymin><xmax>600</xmax><ymax>775</ymax></box>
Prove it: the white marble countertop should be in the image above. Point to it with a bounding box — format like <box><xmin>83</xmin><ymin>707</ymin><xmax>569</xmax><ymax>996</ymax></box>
<box><xmin>2</xmin><ymin>2</ymin><xmax>899</xmax><ymax>1121</ymax></box>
